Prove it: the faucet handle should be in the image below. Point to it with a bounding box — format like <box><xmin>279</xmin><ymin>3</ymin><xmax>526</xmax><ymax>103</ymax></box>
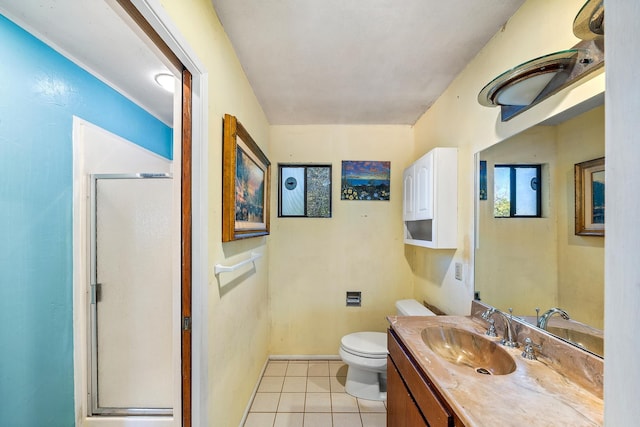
<box><xmin>481</xmin><ymin>307</ymin><xmax>495</xmax><ymax>320</ymax></box>
<box><xmin>521</xmin><ymin>337</ymin><xmax>542</xmax><ymax>360</ymax></box>
<box><xmin>485</xmin><ymin>318</ymin><xmax>498</xmax><ymax>337</ymax></box>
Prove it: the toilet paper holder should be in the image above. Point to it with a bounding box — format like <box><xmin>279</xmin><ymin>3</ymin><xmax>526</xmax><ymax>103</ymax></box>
<box><xmin>346</xmin><ymin>291</ymin><xmax>361</xmax><ymax>307</ymax></box>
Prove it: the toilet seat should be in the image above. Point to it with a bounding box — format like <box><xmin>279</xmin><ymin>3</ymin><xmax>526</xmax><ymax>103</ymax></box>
<box><xmin>340</xmin><ymin>332</ymin><xmax>387</xmax><ymax>359</ymax></box>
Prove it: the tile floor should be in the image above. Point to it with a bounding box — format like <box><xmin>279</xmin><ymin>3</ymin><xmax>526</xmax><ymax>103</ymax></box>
<box><xmin>243</xmin><ymin>360</ymin><xmax>386</xmax><ymax>427</ymax></box>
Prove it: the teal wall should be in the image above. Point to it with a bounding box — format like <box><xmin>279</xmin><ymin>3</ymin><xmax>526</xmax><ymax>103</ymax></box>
<box><xmin>0</xmin><ymin>14</ymin><xmax>172</xmax><ymax>426</ymax></box>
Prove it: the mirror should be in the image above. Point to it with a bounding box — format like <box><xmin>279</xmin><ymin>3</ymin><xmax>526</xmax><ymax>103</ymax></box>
<box><xmin>475</xmin><ymin>101</ymin><xmax>604</xmax><ymax>357</ymax></box>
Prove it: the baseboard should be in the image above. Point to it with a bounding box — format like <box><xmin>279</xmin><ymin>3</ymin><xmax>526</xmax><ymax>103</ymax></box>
<box><xmin>238</xmin><ymin>358</ymin><xmax>269</xmax><ymax>427</ymax></box>
<box><xmin>269</xmin><ymin>354</ymin><xmax>341</xmax><ymax>361</ymax></box>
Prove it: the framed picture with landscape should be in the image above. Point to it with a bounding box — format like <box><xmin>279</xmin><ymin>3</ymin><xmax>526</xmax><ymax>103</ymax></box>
<box><xmin>222</xmin><ymin>114</ymin><xmax>271</xmax><ymax>242</ymax></box>
<box><xmin>341</xmin><ymin>161</ymin><xmax>390</xmax><ymax>201</ymax></box>
<box><xmin>575</xmin><ymin>157</ymin><xmax>604</xmax><ymax>236</ymax></box>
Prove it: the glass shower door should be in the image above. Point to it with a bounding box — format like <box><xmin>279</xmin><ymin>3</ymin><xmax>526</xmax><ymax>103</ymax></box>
<box><xmin>89</xmin><ymin>173</ymin><xmax>173</xmax><ymax>416</ymax></box>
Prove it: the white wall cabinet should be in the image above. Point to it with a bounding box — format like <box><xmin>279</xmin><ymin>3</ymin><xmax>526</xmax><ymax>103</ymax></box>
<box><xmin>403</xmin><ymin>147</ymin><xmax>457</xmax><ymax>248</ymax></box>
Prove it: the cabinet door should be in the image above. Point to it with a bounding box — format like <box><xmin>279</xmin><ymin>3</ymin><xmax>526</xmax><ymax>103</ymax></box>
<box><xmin>415</xmin><ymin>152</ymin><xmax>433</xmax><ymax>220</ymax></box>
<box><xmin>387</xmin><ymin>356</ymin><xmax>428</xmax><ymax>427</ymax></box>
<box><xmin>403</xmin><ymin>165</ymin><xmax>415</xmax><ymax>221</ymax></box>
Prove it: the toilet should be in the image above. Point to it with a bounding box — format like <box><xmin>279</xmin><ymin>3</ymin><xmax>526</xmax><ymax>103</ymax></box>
<box><xmin>339</xmin><ymin>299</ymin><xmax>436</xmax><ymax>401</ymax></box>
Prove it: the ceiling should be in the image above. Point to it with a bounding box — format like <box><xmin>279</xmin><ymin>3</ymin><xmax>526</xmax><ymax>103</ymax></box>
<box><xmin>0</xmin><ymin>0</ymin><xmax>175</xmax><ymax>125</ymax></box>
<box><xmin>0</xmin><ymin>0</ymin><xmax>526</xmax><ymax>126</ymax></box>
<box><xmin>211</xmin><ymin>0</ymin><xmax>526</xmax><ymax>125</ymax></box>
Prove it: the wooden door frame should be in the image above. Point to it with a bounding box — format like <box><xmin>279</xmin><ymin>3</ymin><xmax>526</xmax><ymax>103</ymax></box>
<box><xmin>180</xmin><ymin>68</ymin><xmax>193</xmax><ymax>427</ymax></box>
<box><xmin>115</xmin><ymin>1</ymin><xmax>209</xmax><ymax>425</ymax></box>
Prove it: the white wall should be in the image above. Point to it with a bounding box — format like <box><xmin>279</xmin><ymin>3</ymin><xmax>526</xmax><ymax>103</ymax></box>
<box><xmin>604</xmin><ymin>0</ymin><xmax>640</xmax><ymax>424</ymax></box>
<box><xmin>268</xmin><ymin>125</ymin><xmax>415</xmax><ymax>354</ymax></box>
<box><xmin>158</xmin><ymin>1</ymin><xmax>272</xmax><ymax>425</ymax></box>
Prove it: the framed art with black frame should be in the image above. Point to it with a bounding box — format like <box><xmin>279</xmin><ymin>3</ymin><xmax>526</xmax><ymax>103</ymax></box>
<box><xmin>278</xmin><ymin>164</ymin><xmax>332</xmax><ymax>218</ymax></box>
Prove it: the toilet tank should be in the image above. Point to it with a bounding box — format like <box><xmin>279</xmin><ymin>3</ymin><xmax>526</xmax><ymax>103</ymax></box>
<box><xmin>395</xmin><ymin>299</ymin><xmax>436</xmax><ymax>316</ymax></box>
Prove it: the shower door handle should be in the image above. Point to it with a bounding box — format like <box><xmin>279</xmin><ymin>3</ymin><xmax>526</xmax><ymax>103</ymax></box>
<box><xmin>90</xmin><ymin>283</ymin><xmax>102</xmax><ymax>304</ymax></box>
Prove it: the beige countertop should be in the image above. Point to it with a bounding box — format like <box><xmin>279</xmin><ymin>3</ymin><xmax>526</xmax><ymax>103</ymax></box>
<box><xmin>388</xmin><ymin>315</ymin><xmax>603</xmax><ymax>427</ymax></box>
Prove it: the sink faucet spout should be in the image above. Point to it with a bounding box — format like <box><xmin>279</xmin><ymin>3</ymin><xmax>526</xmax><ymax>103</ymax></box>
<box><xmin>482</xmin><ymin>307</ymin><xmax>519</xmax><ymax>348</ymax></box>
<box><xmin>538</xmin><ymin>308</ymin><xmax>570</xmax><ymax>330</ymax></box>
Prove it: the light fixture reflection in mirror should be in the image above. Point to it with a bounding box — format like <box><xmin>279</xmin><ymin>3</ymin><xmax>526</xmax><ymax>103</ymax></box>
<box><xmin>478</xmin><ymin>49</ymin><xmax>583</xmax><ymax>121</ymax></box>
<box><xmin>478</xmin><ymin>40</ymin><xmax>603</xmax><ymax>122</ymax></box>
<box><xmin>495</xmin><ymin>73</ymin><xmax>559</xmax><ymax>106</ymax></box>
<box><xmin>573</xmin><ymin>0</ymin><xmax>604</xmax><ymax>40</ymax></box>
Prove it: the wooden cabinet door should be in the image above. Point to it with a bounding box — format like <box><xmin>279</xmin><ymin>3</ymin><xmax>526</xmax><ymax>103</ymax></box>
<box><xmin>387</xmin><ymin>356</ymin><xmax>428</xmax><ymax>427</ymax></box>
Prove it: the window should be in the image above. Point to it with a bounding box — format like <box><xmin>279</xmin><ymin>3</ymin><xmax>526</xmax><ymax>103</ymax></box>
<box><xmin>494</xmin><ymin>165</ymin><xmax>541</xmax><ymax>217</ymax></box>
<box><xmin>278</xmin><ymin>164</ymin><xmax>332</xmax><ymax>217</ymax></box>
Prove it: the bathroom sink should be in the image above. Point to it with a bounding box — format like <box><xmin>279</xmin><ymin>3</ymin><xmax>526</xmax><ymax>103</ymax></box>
<box><xmin>421</xmin><ymin>326</ymin><xmax>516</xmax><ymax>375</ymax></box>
<box><xmin>547</xmin><ymin>326</ymin><xmax>604</xmax><ymax>356</ymax></box>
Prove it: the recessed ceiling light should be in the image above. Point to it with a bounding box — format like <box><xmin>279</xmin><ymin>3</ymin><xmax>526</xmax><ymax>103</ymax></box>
<box><xmin>154</xmin><ymin>73</ymin><xmax>176</xmax><ymax>93</ymax></box>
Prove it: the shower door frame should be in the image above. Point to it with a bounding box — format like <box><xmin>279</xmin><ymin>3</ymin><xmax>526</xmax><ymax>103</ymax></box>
<box><xmin>88</xmin><ymin>173</ymin><xmax>174</xmax><ymax>416</ymax></box>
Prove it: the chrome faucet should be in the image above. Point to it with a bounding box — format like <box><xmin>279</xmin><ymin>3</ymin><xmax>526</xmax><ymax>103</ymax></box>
<box><xmin>481</xmin><ymin>307</ymin><xmax>519</xmax><ymax>348</ymax></box>
<box><xmin>537</xmin><ymin>308</ymin><xmax>570</xmax><ymax>330</ymax></box>
<box><xmin>521</xmin><ymin>337</ymin><xmax>542</xmax><ymax>360</ymax></box>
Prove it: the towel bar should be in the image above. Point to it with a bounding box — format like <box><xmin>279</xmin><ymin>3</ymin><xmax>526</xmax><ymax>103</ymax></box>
<box><xmin>214</xmin><ymin>252</ymin><xmax>262</xmax><ymax>275</ymax></box>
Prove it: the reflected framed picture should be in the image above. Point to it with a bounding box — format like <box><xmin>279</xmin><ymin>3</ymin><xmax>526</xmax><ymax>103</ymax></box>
<box><xmin>575</xmin><ymin>157</ymin><xmax>604</xmax><ymax>236</ymax></box>
<box><xmin>479</xmin><ymin>160</ymin><xmax>487</xmax><ymax>200</ymax></box>
<box><xmin>222</xmin><ymin>114</ymin><xmax>271</xmax><ymax>242</ymax></box>
<box><xmin>278</xmin><ymin>164</ymin><xmax>332</xmax><ymax>218</ymax></box>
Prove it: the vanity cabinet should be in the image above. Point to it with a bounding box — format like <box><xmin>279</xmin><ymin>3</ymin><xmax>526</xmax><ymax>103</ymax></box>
<box><xmin>388</xmin><ymin>329</ymin><xmax>464</xmax><ymax>427</ymax></box>
<box><xmin>403</xmin><ymin>147</ymin><xmax>457</xmax><ymax>248</ymax></box>
<box><xmin>387</xmin><ymin>356</ymin><xmax>428</xmax><ymax>427</ymax></box>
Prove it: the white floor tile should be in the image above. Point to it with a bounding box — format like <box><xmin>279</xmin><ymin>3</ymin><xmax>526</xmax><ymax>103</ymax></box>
<box><xmin>361</xmin><ymin>413</ymin><xmax>386</xmax><ymax>427</ymax></box>
<box><xmin>307</xmin><ymin>376</ymin><xmax>331</xmax><ymax>393</ymax></box>
<box><xmin>250</xmin><ymin>393</ymin><xmax>281</xmax><ymax>412</ymax></box>
<box><xmin>246</xmin><ymin>359</ymin><xmax>387</xmax><ymax>427</ymax></box>
<box><xmin>308</xmin><ymin>361</ymin><xmax>330</xmax><ymax>376</ymax></box>
<box><xmin>282</xmin><ymin>376</ymin><xmax>307</xmax><ymax>392</ymax></box>
<box><xmin>244</xmin><ymin>412</ymin><xmax>276</xmax><ymax>427</ymax></box>
<box><xmin>329</xmin><ymin>376</ymin><xmax>346</xmax><ymax>393</ymax></box>
<box><xmin>329</xmin><ymin>361</ymin><xmax>348</xmax><ymax>377</ymax></box>
<box><xmin>264</xmin><ymin>361</ymin><xmax>289</xmax><ymax>377</ymax></box>
<box><xmin>274</xmin><ymin>412</ymin><xmax>304</xmax><ymax>427</ymax></box>
<box><xmin>278</xmin><ymin>393</ymin><xmax>306</xmax><ymax>413</ymax></box>
<box><xmin>357</xmin><ymin>398</ymin><xmax>386</xmax><ymax>413</ymax></box>
<box><xmin>305</xmin><ymin>393</ymin><xmax>332</xmax><ymax>412</ymax></box>
<box><xmin>258</xmin><ymin>376</ymin><xmax>285</xmax><ymax>392</ymax></box>
<box><xmin>303</xmin><ymin>413</ymin><xmax>332</xmax><ymax>427</ymax></box>
<box><xmin>286</xmin><ymin>362</ymin><xmax>309</xmax><ymax>377</ymax></box>
<box><xmin>333</xmin><ymin>412</ymin><xmax>364</xmax><ymax>427</ymax></box>
<box><xmin>331</xmin><ymin>392</ymin><xmax>359</xmax><ymax>412</ymax></box>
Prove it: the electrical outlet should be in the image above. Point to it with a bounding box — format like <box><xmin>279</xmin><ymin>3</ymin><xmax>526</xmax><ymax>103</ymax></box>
<box><xmin>455</xmin><ymin>262</ymin><xmax>463</xmax><ymax>281</ymax></box>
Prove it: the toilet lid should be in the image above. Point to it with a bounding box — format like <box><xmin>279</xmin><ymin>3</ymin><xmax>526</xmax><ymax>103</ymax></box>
<box><xmin>341</xmin><ymin>332</ymin><xmax>387</xmax><ymax>357</ymax></box>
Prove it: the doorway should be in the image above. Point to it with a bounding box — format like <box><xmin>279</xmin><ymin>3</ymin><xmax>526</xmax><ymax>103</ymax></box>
<box><xmin>72</xmin><ymin>118</ymin><xmax>180</xmax><ymax>426</ymax></box>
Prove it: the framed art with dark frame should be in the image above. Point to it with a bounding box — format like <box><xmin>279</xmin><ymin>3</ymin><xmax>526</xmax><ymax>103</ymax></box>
<box><xmin>278</xmin><ymin>164</ymin><xmax>332</xmax><ymax>218</ymax></box>
<box><xmin>340</xmin><ymin>161</ymin><xmax>390</xmax><ymax>201</ymax></box>
<box><xmin>575</xmin><ymin>157</ymin><xmax>605</xmax><ymax>236</ymax></box>
<box><xmin>222</xmin><ymin>114</ymin><xmax>271</xmax><ymax>242</ymax></box>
